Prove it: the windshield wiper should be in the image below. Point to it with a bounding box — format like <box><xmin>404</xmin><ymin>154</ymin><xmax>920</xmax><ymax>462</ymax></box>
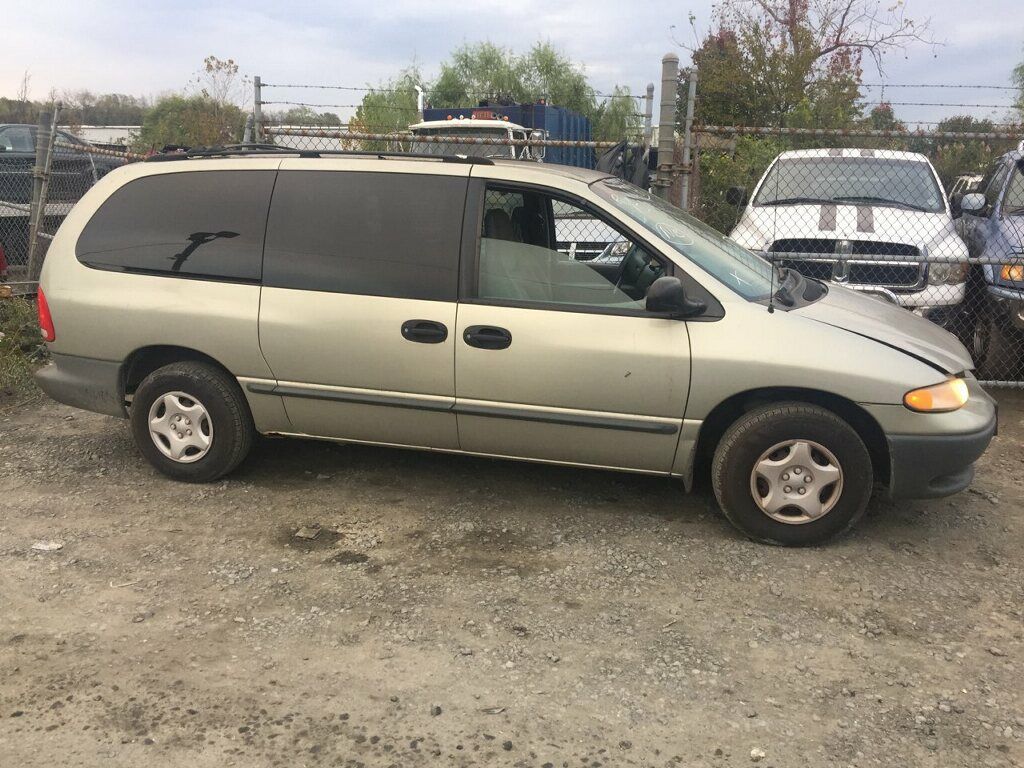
<box><xmin>1004</xmin><ymin>205</ymin><xmax>1024</xmax><ymax>216</ymax></box>
<box><xmin>832</xmin><ymin>195</ymin><xmax>931</xmax><ymax>212</ymax></box>
<box><xmin>759</xmin><ymin>196</ymin><xmax>836</xmax><ymax>207</ymax></box>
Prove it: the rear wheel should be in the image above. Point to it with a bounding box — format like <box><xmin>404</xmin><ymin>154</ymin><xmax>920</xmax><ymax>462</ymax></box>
<box><xmin>711</xmin><ymin>403</ymin><xmax>873</xmax><ymax>546</ymax></box>
<box><xmin>130</xmin><ymin>361</ymin><xmax>254</xmax><ymax>482</ymax></box>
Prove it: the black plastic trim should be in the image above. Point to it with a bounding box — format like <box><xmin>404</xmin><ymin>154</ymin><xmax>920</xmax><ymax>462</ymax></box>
<box><xmin>246</xmin><ymin>382</ymin><xmax>453</xmax><ymax>413</ymax></box>
<box><xmin>453</xmin><ymin>403</ymin><xmax>679</xmax><ymax>434</ymax></box>
<box><xmin>247</xmin><ymin>382</ymin><xmax>677</xmax><ymax>434</ymax></box>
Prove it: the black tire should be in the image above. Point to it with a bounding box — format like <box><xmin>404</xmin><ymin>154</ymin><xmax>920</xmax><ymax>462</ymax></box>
<box><xmin>711</xmin><ymin>403</ymin><xmax>873</xmax><ymax>546</ymax></box>
<box><xmin>972</xmin><ymin>310</ymin><xmax>1022</xmax><ymax>382</ymax></box>
<box><xmin>130</xmin><ymin>361</ymin><xmax>255</xmax><ymax>483</ymax></box>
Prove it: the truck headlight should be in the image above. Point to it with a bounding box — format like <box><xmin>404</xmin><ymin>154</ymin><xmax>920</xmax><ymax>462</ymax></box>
<box><xmin>904</xmin><ymin>378</ymin><xmax>969</xmax><ymax>413</ymax></box>
<box><xmin>999</xmin><ymin>264</ymin><xmax>1024</xmax><ymax>283</ymax></box>
<box><xmin>928</xmin><ymin>261</ymin><xmax>969</xmax><ymax>285</ymax></box>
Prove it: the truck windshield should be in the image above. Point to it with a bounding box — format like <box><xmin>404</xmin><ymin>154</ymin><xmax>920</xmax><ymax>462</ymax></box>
<box><xmin>412</xmin><ymin>127</ymin><xmax>513</xmax><ymax>159</ymax></box>
<box><xmin>753</xmin><ymin>156</ymin><xmax>945</xmax><ymax>212</ymax></box>
<box><xmin>1005</xmin><ymin>161</ymin><xmax>1024</xmax><ymax>215</ymax></box>
<box><xmin>593</xmin><ymin>178</ymin><xmax>774</xmax><ymax>301</ymax></box>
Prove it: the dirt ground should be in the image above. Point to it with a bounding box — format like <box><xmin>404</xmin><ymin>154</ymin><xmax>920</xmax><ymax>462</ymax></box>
<box><xmin>1</xmin><ymin>389</ymin><xmax>1022</xmax><ymax>768</ymax></box>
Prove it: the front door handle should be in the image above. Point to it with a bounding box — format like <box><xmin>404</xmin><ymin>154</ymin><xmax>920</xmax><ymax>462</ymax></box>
<box><xmin>463</xmin><ymin>325</ymin><xmax>512</xmax><ymax>350</ymax></box>
<box><xmin>401</xmin><ymin>319</ymin><xmax>448</xmax><ymax>344</ymax></box>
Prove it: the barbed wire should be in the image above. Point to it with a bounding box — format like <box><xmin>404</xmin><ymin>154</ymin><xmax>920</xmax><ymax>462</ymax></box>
<box><xmin>863</xmin><ymin>101</ymin><xmax>1014</xmax><ymax>109</ymax></box>
<box><xmin>861</xmin><ymin>83</ymin><xmax>1020</xmax><ymax>90</ymax></box>
<box><xmin>261</xmin><ymin>82</ymin><xmax>643</xmax><ymax>100</ymax></box>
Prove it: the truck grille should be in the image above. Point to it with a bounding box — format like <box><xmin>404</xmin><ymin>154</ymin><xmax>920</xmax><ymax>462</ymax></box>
<box><xmin>770</xmin><ymin>239</ymin><xmax>925</xmax><ymax>291</ymax></box>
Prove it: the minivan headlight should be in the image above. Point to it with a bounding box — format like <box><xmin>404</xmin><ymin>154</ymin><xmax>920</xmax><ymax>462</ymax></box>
<box><xmin>903</xmin><ymin>378</ymin><xmax>969</xmax><ymax>413</ymax></box>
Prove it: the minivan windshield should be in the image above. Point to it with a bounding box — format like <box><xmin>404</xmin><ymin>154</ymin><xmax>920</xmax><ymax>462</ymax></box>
<box><xmin>753</xmin><ymin>156</ymin><xmax>945</xmax><ymax>212</ymax></box>
<box><xmin>593</xmin><ymin>177</ymin><xmax>774</xmax><ymax>301</ymax></box>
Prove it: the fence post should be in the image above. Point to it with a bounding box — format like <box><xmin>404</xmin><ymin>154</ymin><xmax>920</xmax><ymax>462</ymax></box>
<box><xmin>679</xmin><ymin>67</ymin><xmax>698</xmax><ymax>210</ymax></box>
<box><xmin>643</xmin><ymin>83</ymin><xmax>655</xmax><ymax>146</ymax></box>
<box><xmin>253</xmin><ymin>76</ymin><xmax>263</xmax><ymax>142</ymax></box>
<box><xmin>654</xmin><ymin>53</ymin><xmax>679</xmax><ymax>200</ymax></box>
<box><xmin>27</xmin><ymin>105</ymin><xmax>59</xmax><ymax>283</ymax></box>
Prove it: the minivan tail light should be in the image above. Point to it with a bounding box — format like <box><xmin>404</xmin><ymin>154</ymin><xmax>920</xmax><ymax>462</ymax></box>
<box><xmin>37</xmin><ymin>287</ymin><xmax>56</xmax><ymax>342</ymax></box>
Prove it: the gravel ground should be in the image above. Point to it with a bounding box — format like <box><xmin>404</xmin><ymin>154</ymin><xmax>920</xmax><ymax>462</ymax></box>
<box><xmin>1</xmin><ymin>390</ymin><xmax>1022</xmax><ymax>768</ymax></box>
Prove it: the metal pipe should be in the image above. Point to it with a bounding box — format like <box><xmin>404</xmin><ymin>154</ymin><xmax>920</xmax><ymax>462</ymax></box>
<box><xmin>27</xmin><ymin>106</ymin><xmax>60</xmax><ymax>283</ymax></box>
<box><xmin>655</xmin><ymin>53</ymin><xmax>679</xmax><ymax>200</ymax></box>
<box><xmin>679</xmin><ymin>68</ymin><xmax>698</xmax><ymax>210</ymax></box>
<box><xmin>415</xmin><ymin>85</ymin><xmax>425</xmax><ymax>120</ymax></box>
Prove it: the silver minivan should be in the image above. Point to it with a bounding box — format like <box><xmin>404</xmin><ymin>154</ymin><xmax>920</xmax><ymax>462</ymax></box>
<box><xmin>34</xmin><ymin>148</ymin><xmax>997</xmax><ymax>545</ymax></box>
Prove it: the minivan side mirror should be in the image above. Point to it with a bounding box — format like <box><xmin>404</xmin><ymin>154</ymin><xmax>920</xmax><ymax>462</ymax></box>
<box><xmin>960</xmin><ymin>192</ymin><xmax>987</xmax><ymax>215</ymax></box>
<box><xmin>646</xmin><ymin>276</ymin><xmax>706</xmax><ymax>318</ymax></box>
<box><xmin>725</xmin><ymin>186</ymin><xmax>748</xmax><ymax>207</ymax></box>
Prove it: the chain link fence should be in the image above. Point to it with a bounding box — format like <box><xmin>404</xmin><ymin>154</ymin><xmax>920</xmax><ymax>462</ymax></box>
<box><xmin>688</xmin><ymin>126</ymin><xmax>1024</xmax><ymax>387</ymax></box>
<box><xmin>0</xmin><ymin>107</ymin><xmax>137</xmax><ymax>295</ymax></box>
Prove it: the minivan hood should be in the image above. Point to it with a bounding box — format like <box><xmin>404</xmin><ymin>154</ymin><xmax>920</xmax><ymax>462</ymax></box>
<box><xmin>796</xmin><ymin>284</ymin><xmax>973</xmax><ymax>375</ymax></box>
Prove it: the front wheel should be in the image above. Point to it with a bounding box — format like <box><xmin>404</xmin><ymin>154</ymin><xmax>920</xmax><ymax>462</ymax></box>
<box><xmin>130</xmin><ymin>361</ymin><xmax>255</xmax><ymax>482</ymax></box>
<box><xmin>972</xmin><ymin>310</ymin><xmax>1021</xmax><ymax>381</ymax></box>
<box><xmin>711</xmin><ymin>403</ymin><xmax>873</xmax><ymax>546</ymax></box>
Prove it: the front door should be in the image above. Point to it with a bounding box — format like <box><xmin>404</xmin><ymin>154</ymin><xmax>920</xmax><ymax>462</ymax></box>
<box><xmin>257</xmin><ymin>163</ymin><xmax>470</xmax><ymax>449</ymax></box>
<box><xmin>453</xmin><ymin>181</ymin><xmax>691</xmax><ymax>472</ymax></box>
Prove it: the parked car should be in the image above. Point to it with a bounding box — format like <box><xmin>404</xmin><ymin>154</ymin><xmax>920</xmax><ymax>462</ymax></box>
<box><xmin>728</xmin><ymin>149</ymin><xmax>970</xmax><ymax>328</ymax></box>
<box><xmin>949</xmin><ymin>173</ymin><xmax>984</xmax><ymax>202</ymax></box>
<box><xmin>0</xmin><ymin>123</ymin><xmax>124</xmax><ymax>271</ymax></box>
<box><xmin>34</xmin><ymin>147</ymin><xmax>995</xmax><ymax>546</ymax></box>
<box><xmin>956</xmin><ymin>145</ymin><xmax>1024</xmax><ymax>379</ymax></box>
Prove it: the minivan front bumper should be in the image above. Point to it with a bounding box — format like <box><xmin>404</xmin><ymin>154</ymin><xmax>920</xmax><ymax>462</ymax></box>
<box><xmin>886</xmin><ymin>412</ymin><xmax>997</xmax><ymax>499</ymax></box>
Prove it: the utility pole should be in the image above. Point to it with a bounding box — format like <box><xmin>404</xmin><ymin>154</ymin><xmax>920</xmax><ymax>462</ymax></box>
<box><xmin>643</xmin><ymin>82</ymin><xmax>654</xmax><ymax>146</ymax></box>
<box><xmin>253</xmin><ymin>76</ymin><xmax>263</xmax><ymax>142</ymax></box>
<box><xmin>654</xmin><ymin>53</ymin><xmax>679</xmax><ymax>201</ymax></box>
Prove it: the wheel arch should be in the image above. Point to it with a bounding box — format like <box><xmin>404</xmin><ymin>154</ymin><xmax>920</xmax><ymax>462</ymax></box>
<box><xmin>121</xmin><ymin>345</ymin><xmax>236</xmax><ymax>401</ymax></box>
<box><xmin>691</xmin><ymin>386</ymin><xmax>890</xmax><ymax>490</ymax></box>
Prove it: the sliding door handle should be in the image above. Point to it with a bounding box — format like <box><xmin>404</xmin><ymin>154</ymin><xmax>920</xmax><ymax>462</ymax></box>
<box><xmin>401</xmin><ymin>319</ymin><xmax>448</xmax><ymax>344</ymax></box>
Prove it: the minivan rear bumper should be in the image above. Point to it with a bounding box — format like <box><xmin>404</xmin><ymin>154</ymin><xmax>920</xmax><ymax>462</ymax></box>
<box><xmin>886</xmin><ymin>413</ymin><xmax>997</xmax><ymax>499</ymax></box>
<box><xmin>34</xmin><ymin>353</ymin><xmax>126</xmax><ymax>418</ymax></box>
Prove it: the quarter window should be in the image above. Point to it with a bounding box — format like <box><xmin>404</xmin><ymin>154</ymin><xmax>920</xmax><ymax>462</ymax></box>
<box><xmin>476</xmin><ymin>185</ymin><xmax>667</xmax><ymax>311</ymax></box>
<box><xmin>263</xmin><ymin>171</ymin><xmax>465</xmax><ymax>301</ymax></box>
<box><xmin>76</xmin><ymin>170</ymin><xmax>276</xmax><ymax>282</ymax></box>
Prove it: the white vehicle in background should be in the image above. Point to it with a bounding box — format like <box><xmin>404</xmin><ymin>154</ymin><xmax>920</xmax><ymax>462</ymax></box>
<box><xmin>728</xmin><ymin>149</ymin><xmax>969</xmax><ymax>328</ymax></box>
<box><xmin>409</xmin><ymin>114</ymin><xmax>543</xmax><ymax>161</ymax></box>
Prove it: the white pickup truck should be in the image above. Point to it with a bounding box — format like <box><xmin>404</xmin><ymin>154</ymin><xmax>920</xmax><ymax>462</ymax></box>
<box><xmin>728</xmin><ymin>148</ymin><xmax>970</xmax><ymax>328</ymax></box>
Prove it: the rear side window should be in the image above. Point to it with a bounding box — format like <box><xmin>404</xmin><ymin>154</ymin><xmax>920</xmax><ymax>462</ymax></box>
<box><xmin>76</xmin><ymin>170</ymin><xmax>276</xmax><ymax>282</ymax></box>
<box><xmin>263</xmin><ymin>171</ymin><xmax>466</xmax><ymax>301</ymax></box>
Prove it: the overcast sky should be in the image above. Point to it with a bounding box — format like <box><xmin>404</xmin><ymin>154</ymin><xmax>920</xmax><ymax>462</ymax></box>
<box><xmin>4</xmin><ymin>0</ymin><xmax>1022</xmax><ymax>126</ymax></box>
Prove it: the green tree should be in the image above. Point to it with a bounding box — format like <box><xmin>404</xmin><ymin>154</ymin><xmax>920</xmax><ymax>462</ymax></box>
<box><xmin>133</xmin><ymin>95</ymin><xmax>244</xmax><ymax>152</ymax></box>
<box><xmin>349</xmin><ymin>66</ymin><xmax>422</xmax><ymax>135</ymax></box>
<box><xmin>679</xmin><ymin>0</ymin><xmax>934</xmax><ymax>129</ymax></box>
<box><xmin>358</xmin><ymin>44</ymin><xmax>639</xmax><ymax>142</ymax></box>
<box><xmin>278</xmin><ymin>106</ymin><xmax>342</xmax><ymax>126</ymax></box>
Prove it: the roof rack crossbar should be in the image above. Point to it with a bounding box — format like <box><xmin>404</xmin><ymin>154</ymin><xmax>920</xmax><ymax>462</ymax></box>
<box><xmin>144</xmin><ymin>143</ymin><xmax>494</xmax><ymax>165</ymax></box>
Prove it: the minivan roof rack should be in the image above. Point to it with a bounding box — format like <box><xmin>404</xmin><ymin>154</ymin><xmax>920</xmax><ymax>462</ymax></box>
<box><xmin>144</xmin><ymin>143</ymin><xmax>495</xmax><ymax>165</ymax></box>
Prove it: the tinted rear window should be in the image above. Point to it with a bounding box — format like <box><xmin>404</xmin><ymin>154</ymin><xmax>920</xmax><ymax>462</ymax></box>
<box><xmin>263</xmin><ymin>170</ymin><xmax>466</xmax><ymax>301</ymax></box>
<box><xmin>76</xmin><ymin>170</ymin><xmax>276</xmax><ymax>282</ymax></box>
